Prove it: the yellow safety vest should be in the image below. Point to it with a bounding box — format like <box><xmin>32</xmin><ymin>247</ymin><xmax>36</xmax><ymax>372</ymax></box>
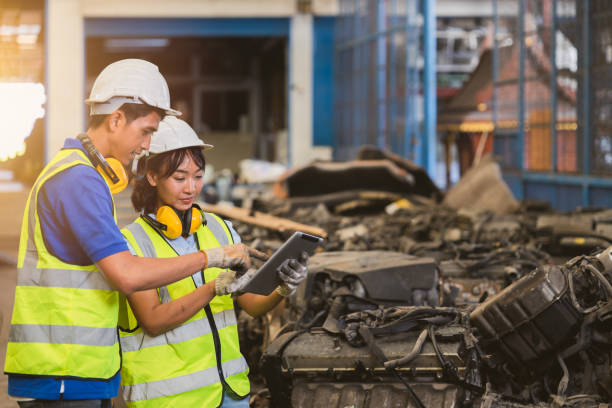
<box><xmin>4</xmin><ymin>148</ymin><xmax>121</xmax><ymax>380</ymax></box>
<box><xmin>119</xmin><ymin>213</ymin><xmax>250</xmax><ymax>408</ymax></box>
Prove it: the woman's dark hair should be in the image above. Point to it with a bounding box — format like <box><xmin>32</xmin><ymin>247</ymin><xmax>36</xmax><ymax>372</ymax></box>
<box><xmin>131</xmin><ymin>146</ymin><xmax>206</xmax><ymax>214</ymax></box>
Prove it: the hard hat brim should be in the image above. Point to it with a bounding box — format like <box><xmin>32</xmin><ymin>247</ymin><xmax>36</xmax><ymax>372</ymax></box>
<box><xmin>85</xmin><ymin>97</ymin><xmax>182</xmax><ymax>117</ymax></box>
<box><xmin>165</xmin><ymin>107</ymin><xmax>182</xmax><ymax>117</ymax></box>
<box><xmin>148</xmin><ymin>141</ymin><xmax>214</xmax><ymax>155</ymax></box>
<box><xmin>148</xmin><ymin>116</ymin><xmax>213</xmax><ymax>154</ymax></box>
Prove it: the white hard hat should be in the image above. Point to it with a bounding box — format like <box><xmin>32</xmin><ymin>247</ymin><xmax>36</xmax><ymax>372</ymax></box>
<box><xmin>149</xmin><ymin>116</ymin><xmax>213</xmax><ymax>154</ymax></box>
<box><xmin>85</xmin><ymin>59</ymin><xmax>181</xmax><ymax>116</ymax></box>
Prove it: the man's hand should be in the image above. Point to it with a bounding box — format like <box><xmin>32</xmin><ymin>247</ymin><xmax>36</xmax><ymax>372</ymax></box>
<box><xmin>205</xmin><ymin>244</ymin><xmax>267</xmax><ymax>273</ymax></box>
<box><xmin>276</xmin><ymin>251</ymin><xmax>309</xmax><ymax>297</ymax></box>
<box><xmin>215</xmin><ymin>268</ymin><xmax>257</xmax><ymax>296</ymax></box>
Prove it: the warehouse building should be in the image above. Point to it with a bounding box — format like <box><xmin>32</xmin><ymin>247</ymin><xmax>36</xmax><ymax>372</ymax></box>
<box><xmin>0</xmin><ymin>1</ymin><xmax>611</xmax><ymax>407</ymax></box>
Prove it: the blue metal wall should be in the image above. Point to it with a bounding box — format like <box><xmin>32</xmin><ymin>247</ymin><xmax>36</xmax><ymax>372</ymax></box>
<box><xmin>333</xmin><ymin>0</ymin><xmax>436</xmax><ymax>175</ymax></box>
<box><xmin>492</xmin><ymin>0</ymin><xmax>612</xmax><ymax>210</ymax></box>
<box><xmin>85</xmin><ymin>18</ymin><xmax>290</xmax><ymax>37</ymax></box>
<box><xmin>313</xmin><ymin>17</ymin><xmax>335</xmax><ymax>146</ymax></box>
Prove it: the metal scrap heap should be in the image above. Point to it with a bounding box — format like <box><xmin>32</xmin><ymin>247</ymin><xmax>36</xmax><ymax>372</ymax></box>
<box><xmin>205</xmin><ymin>148</ymin><xmax>612</xmax><ymax>408</ymax></box>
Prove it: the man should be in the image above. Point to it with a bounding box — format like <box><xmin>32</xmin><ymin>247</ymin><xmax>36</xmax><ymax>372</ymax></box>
<box><xmin>4</xmin><ymin>59</ymin><xmax>262</xmax><ymax>407</ymax></box>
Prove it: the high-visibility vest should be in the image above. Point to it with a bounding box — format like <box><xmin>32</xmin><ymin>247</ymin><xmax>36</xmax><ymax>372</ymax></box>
<box><xmin>4</xmin><ymin>148</ymin><xmax>121</xmax><ymax>380</ymax></box>
<box><xmin>119</xmin><ymin>213</ymin><xmax>250</xmax><ymax>407</ymax></box>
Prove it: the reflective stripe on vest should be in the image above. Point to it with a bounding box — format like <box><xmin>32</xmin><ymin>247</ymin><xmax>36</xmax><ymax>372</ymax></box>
<box><xmin>123</xmin><ymin>356</ymin><xmax>248</xmax><ymax>403</ymax></box>
<box><xmin>4</xmin><ymin>148</ymin><xmax>120</xmax><ymax>380</ymax></box>
<box><xmin>119</xmin><ymin>212</ymin><xmax>249</xmax><ymax>407</ymax></box>
<box><xmin>9</xmin><ymin>324</ymin><xmax>118</xmax><ymax>346</ymax></box>
<box><xmin>120</xmin><ymin>309</ymin><xmax>236</xmax><ymax>353</ymax></box>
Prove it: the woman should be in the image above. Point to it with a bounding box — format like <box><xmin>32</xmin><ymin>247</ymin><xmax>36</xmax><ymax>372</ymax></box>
<box><xmin>119</xmin><ymin>116</ymin><xmax>309</xmax><ymax>407</ymax></box>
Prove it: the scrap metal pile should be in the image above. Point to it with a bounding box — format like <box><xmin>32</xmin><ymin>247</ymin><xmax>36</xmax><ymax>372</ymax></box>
<box><xmin>203</xmin><ymin>148</ymin><xmax>612</xmax><ymax>408</ymax></box>
<box><xmin>260</xmin><ymin>248</ymin><xmax>612</xmax><ymax>408</ymax></box>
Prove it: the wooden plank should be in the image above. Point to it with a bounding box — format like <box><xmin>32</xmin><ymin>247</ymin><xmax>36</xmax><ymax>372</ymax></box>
<box><xmin>200</xmin><ymin>202</ymin><xmax>328</xmax><ymax>239</ymax></box>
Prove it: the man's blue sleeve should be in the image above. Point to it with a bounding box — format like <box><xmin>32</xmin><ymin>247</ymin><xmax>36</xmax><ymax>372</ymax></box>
<box><xmin>39</xmin><ymin>164</ymin><xmax>128</xmax><ymax>264</ymax></box>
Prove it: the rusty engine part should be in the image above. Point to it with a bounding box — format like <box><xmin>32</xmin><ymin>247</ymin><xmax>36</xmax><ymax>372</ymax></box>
<box><xmin>261</xmin><ymin>310</ymin><xmax>471</xmax><ymax>408</ymax></box>
<box><xmin>286</xmin><ymin>251</ymin><xmax>440</xmax><ymax>335</ymax></box>
<box><xmin>257</xmin><ymin>246</ymin><xmax>612</xmax><ymax>408</ymax></box>
<box><xmin>470</xmin><ymin>246</ymin><xmax>612</xmax><ymax>404</ymax></box>
<box><xmin>536</xmin><ymin>211</ymin><xmax>612</xmax><ymax>256</ymax></box>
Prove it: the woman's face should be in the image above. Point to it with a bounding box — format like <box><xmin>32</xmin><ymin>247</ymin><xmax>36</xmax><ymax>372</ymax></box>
<box><xmin>147</xmin><ymin>152</ymin><xmax>204</xmax><ymax>212</ymax></box>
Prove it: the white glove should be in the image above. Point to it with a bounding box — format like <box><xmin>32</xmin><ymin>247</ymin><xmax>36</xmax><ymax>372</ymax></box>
<box><xmin>215</xmin><ymin>268</ymin><xmax>257</xmax><ymax>296</ymax></box>
<box><xmin>276</xmin><ymin>252</ymin><xmax>309</xmax><ymax>297</ymax></box>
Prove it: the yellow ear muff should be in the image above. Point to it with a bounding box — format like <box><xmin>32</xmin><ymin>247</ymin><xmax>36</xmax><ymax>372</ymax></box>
<box><xmin>97</xmin><ymin>158</ymin><xmax>128</xmax><ymax>195</ymax></box>
<box><xmin>154</xmin><ymin>205</ymin><xmax>203</xmax><ymax>239</ymax></box>
<box><xmin>156</xmin><ymin>206</ymin><xmax>183</xmax><ymax>239</ymax></box>
<box><xmin>189</xmin><ymin>208</ymin><xmax>202</xmax><ymax>235</ymax></box>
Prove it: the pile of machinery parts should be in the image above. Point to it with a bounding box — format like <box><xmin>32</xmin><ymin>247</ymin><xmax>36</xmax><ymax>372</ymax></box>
<box><xmin>223</xmin><ymin>149</ymin><xmax>612</xmax><ymax>407</ymax></box>
<box><xmin>258</xmin><ymin>246</ymin><xmax>612</xmax><ymax>407</ymax></box>
<box><xmin>235</xmin><ymin>206</ymin><xmax>612</xmax><ymax>406</ymax></box>
<box><xmin>535</xmin><ymin>209</ymin><xmax>612</xmax><ymax>256</ymax></box>
<box><xmin>231</xmin><ymin>194</ymin><xmax>612</xmax><ymax>407</ymax></box>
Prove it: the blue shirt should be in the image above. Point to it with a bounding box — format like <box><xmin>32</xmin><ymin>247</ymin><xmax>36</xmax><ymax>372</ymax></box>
<box><xmin>8</xmin><ymin>138</ymin><xmax>126</xmax><ymax>400</ymax></box>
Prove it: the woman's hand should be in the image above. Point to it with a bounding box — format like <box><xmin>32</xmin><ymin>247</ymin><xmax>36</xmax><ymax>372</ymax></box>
<box><xmin>204</xmin><ymin>243</ymin><xmax>267</xmax><ymax>273</ymax></box>
<box><xmin>276</xmin><ymin>251</ymin><xmax>310</xmax><ymax>297</ymax></box>
<box><xmin>215</xmin><ymin>268</ymin><xmax>257</xmax><ymax>296</ymax></box>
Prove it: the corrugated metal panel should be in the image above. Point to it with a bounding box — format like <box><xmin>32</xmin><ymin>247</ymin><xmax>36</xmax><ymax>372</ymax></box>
<box><xmin>334</xmin><ymin>0</ymin><xmax>435</xmax><ymax>174</ymax></box>
<box><xmin>492</xmin><ymin>0</ymin><xmax>612</xmax><ymax>208</ymax></box>
<box><xmin>590</xmin><ymin>0</ymin><xmax>612</xmax><ymax>176</ymax></box>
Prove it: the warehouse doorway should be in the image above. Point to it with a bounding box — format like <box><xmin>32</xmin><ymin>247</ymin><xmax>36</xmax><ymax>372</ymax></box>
<box><xmin>85</xmin><ymin>19</ymin><xmax>289</xmax><ymax>174</ymax></box>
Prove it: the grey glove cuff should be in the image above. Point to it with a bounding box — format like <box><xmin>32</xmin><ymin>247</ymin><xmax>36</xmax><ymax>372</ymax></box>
<box><xmin>206</xmin><ymin>247</ymin><xmax>225</xmax><ymax>269</ymax></box>
<box><xmin>228</xmin><ymin>268</ymin><xmax>256</xmax><ymax>296</ymax></box>
<box><xmin>215</xmin><ymin>270</ymin><xmax>236</xmax><ymax>296</ymax></box>
<box><xmin>276</xmin><ymin>284</ymin><xmax>293</xmax><ymax>297</ymax></box>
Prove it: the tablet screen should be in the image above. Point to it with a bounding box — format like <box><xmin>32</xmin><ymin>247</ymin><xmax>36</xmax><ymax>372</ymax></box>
<box><xmin>241</xmin><ymin>232</ymin><xmax>323</xmax><ymax>295</ymax></box>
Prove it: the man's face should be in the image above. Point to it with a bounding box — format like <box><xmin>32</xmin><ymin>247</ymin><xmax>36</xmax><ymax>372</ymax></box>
<box><xmin>109</xmin><ymin>111</ymin><xmax>161</xmax><ymax>165</ymax></box>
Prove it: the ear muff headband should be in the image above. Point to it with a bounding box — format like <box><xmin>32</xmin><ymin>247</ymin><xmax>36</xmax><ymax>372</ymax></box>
<box><xmin>153</xmin><ymin>204</ymin><xmax>204</xmax><ymax>239</ymax></box>
<box><xmin>77</xmin><ymin>133</ymin><xmax>128</xmax><ymax>195</ymax></box>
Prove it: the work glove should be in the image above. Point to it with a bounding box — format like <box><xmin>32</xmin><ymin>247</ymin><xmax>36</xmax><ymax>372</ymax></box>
<box><xmin>204</xmin><ymin>243</ymin><xmax>267</xmax><ymax>274</ymax></box>
<box><xmin>215</xmin><ymin>268</ymin><xmax>257</xmax><ymax>296</ymax></box>
<box><xmin>276</xmin><ymin>251</ymin><xmax>309</xmax><ymax>297</ymax></box>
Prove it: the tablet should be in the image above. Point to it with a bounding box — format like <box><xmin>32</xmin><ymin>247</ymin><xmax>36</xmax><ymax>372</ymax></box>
<box><xmin>241</xmin><ymin>232</ymin><xmax>323</xmax><ymax>295</ymax></box>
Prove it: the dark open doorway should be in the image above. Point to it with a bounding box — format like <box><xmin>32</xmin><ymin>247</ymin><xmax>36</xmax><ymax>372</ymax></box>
<box><xmin>86</xmin><ymin>35</ymin><xmax>288</xmax><ymax>173</ymax></box>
